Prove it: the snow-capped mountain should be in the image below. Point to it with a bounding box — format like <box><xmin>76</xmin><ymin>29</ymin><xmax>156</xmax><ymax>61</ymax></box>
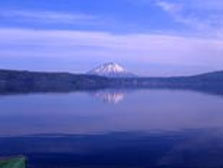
<box><xmin>88</xmin><ymin>62</ymin><xmax>135</xmax><ymax>78</ymax></box>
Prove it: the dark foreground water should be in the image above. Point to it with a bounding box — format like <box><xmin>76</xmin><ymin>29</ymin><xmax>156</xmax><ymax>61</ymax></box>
<box><xmin>1</xmin><ymin>89</ymin><xmax>223</xmax><ymax>168</ymax></box>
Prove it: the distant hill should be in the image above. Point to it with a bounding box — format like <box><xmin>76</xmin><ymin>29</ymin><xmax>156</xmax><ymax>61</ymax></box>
<box><xmin>192</xmin><ymin>71</ymin><xmax>223</xmax><ymax>80</ymax></box>
<box><xmin>0</xmin><ymin>69</ymin><xmax>223</xmax><ymax>95</ymax></box>
<box><xmin>0</xmin><ymin>69</ymin><xmax>109</xmax><ymax>93</ymax></box>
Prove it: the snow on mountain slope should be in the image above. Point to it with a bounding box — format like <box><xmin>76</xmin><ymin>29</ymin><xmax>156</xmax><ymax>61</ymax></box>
<box><xmin>88</xmin><ymin>62</ymin><xmax>136</xmax><ymax>78</ymax></box>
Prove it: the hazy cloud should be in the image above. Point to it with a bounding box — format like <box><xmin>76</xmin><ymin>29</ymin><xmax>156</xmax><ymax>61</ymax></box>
<box><xmin>0</xmin><ymin>28</ymin><xmax>223</xmax><ymax>70</ymax></box>
<box><xmin>150</xmin><ymin>0</ymin><xmax>223</xmax><ymax>38</ymax></box>
<box><xmin>0</xmin><ymin>10</ymin><xmax>97</xmax><ymax>24</ymax></box>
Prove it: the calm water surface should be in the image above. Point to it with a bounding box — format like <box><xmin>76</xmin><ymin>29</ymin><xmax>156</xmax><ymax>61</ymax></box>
<box><xmin>1</xmin><ymin>89</ymin><xmax>223</xmax><ymax>168</ymax></box>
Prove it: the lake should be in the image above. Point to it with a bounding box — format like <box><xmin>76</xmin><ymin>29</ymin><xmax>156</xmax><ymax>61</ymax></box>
<box><xmin>1</xmin><ymin>89</ymin><xmax>223</xmax><ymax>168</ymax></box>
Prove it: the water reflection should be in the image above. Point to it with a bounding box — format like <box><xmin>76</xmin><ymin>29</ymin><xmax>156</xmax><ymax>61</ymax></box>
<box><xmin>90</xmin><ymin>89</ymin><xmax>125</xmax><ymax>104</ymax></box>
<box><xmin>1</xmin><ymin>129</ymin><xmax>223</xmax><ymax>168</ymax></box>
<box><xmin>1</xmin><ymin>89</ymin><xmax>223</xmax><ymax>136</ymax></box>
<box><xmin>1</xmin><ymin>89</ymin><xmax>223</xmax><ymax>167</ymax></box>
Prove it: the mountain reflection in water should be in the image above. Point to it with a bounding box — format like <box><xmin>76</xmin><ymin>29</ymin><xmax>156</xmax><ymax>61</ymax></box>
<box><xmin>1</xmin><ymin>89</ymin><xmax>223</xmax><ymax>136</ymax></box>
<box><xmin>90</xmin><ymin>90</ymin><xmax>125</xmax><ymax>104</ymax></box>
<box><xmin>1</xmin><ymin>89</ymin><xmax>223</xmax><ymax>167</ymax></box>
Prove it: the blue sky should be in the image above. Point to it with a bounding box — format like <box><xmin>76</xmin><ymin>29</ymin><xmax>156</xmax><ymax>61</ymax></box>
<box><xmin>0</xmin><ymin>0</ymin><xmax>223</xmax><ymax>76</ymax></box>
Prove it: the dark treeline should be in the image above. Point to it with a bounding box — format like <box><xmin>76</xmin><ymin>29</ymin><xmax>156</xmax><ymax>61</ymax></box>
<box><xmin>0</xmin><ymin>69</ymin><xmax>223</xmax><ymax>95</ymax></box>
